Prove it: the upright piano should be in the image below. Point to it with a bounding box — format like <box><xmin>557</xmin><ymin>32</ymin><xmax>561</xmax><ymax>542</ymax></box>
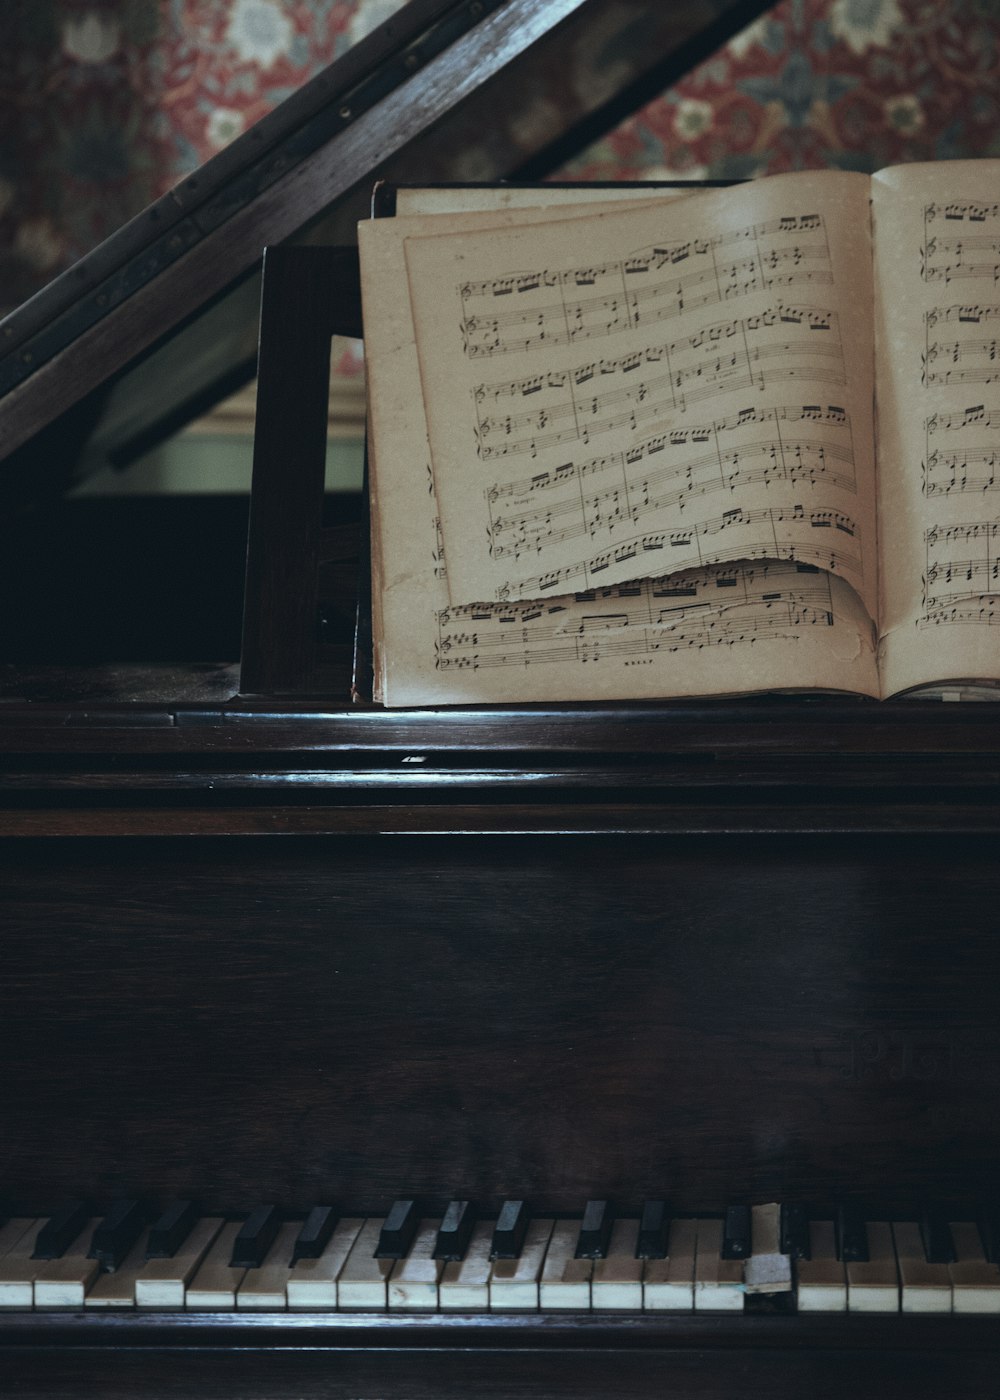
<box><xmin>2</xmin><ymin>2</ymin><xmax>1000</xmax><ymax>1395</ymax></box>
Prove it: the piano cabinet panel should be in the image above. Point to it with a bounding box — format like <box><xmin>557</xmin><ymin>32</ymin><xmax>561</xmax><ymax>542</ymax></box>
<box><xmin>2</xmin><ymin>1322</ymin><xmax>1000</xmax><ymax>1400</ymax></box>
<box><xmin>0</xmin><ymin>830</ymin><xmax>996</xmax><ymax>1214</ymax></box>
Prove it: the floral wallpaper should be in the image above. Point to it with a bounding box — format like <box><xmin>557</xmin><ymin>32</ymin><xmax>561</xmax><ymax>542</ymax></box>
<box><xmin>1</xmin><ymin>0</ymin><xmax>998</xmax><ymax>313</ymax></box>
<box><xmin>560</xmin><ymin>0</ymin><xmax>1000</xmax><ymax>182</ymax></box>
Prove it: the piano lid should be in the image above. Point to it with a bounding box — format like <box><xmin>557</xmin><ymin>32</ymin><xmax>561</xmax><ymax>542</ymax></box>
<box><xmin>0</xmin><ymin>0</ymin><xmax>774</xmax><ymax>513</ymax></box>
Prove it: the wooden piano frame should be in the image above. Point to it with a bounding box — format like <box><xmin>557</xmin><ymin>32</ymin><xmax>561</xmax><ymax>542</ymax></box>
<box><xmin>3</xmin><ymin>243</ymin><xmax>1000</xmax><ymax>1396</ymax></box>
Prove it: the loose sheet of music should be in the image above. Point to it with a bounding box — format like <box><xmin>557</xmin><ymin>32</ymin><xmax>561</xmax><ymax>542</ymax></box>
<box><xmin>360</xmin><ymin>165</ymin><xmax>1000</xmax><ymax>706</ymax></box>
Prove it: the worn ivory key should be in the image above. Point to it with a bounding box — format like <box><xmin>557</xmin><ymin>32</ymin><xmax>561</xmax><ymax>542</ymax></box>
<box><xmin>34</xmin><ymin>1219</ymin><xmax>102</xmax><ymax>1307</ymax></box>
<box><xmin>796</xmin><ymin>1221</ymin><xmax>846</xmax><ymax>1312</ymax></box>
<box><xmin>540</xmin><ymin>1218</ymin><xmax>592</xmax><ymax>1308</ymax></box>
<box><xmin>744</xmin><ymin>1203</ymin><xmax>792</xmax><ymax>1294</ymax></box>
<box><xmin>338</xmin><ymin>1218</ymin><xmax>393</xmax><ymax>1309</ymax></box>
<box><xmin>439</xmin><ymin>1219</ymin><xmax>494</xmax><ymax>1310</ymax></box>
<box><xmin>489</xmin><ymin>1218</ymin><xmax>554</xmax><ymax>1310</ymax></box>
<box><xmin>846</xmin><ymin>1221</ymin><xmax>899</xmax><ymax>1312</ymax></box>
<box><xmin>0</xmin><ymin>1220</ymin><xmax>43</xmax><ymax>1306</ymax></box>
<box><xmin>286</xmin><ymin>1217</ymin><xmax>365</xmax><ymax>1309</ymax></box>
<box><xmin>238</xmin><ymin>1220</ymin><xmax>302</xmax><ymax>1308</ymax></box>
<box><xmin>949</xmin><ymin>1222</ymin><xmax>1000</xmax><ymax>1314</ymax></box>
<box><xmin>591</xmin><ymin>1218</ymin><xmax>643</xmax><ymax>1310</ymax></box>
<box><xmin>643</xmin><ymin>1217</ymin><xmax>696</xmax><ymax>1310</ymax></box>
<box><xmin>388</xmin><ymin>1218</ymin><xmax>444</xmax><ymax>1310</ymax></box>
<box><xmin>135</xmin><ymin>1216</ymin><xmax>224</xmax><ymax>1308</ymax></box>
<box><xmin>85</xmin><ymin>1231</ymin><xmax>151</xmax><ymax>1307</ymax></box>
<box><xmin>694</xmin><ymin>1218</ymin><xmax>744</xmax><ymax>1311</ymax></box>
<box><xmin>893</xmin><ymin>1221</ymin><xmax>952</xmax><ymax>1313</ymax></box>
<box><xmin>185</xmin><ymin>1221</ymin><xmax>245</xmax><ymax>1308</ymax></box>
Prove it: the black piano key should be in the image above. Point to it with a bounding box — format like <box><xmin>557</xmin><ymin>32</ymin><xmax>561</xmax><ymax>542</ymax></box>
<box><xmin>89</xmin><ymin>1198</ymin><xmax>149</xmax><ymax>1271</ymax></box>
<box><xmin>575</xmin><ymin>1200</ymin><xmax>613</xmax><ymax>1259</ymax></box>
<box><xmin>490</xmin><ymin>1200</ymin><xmax>530</xmax><ymax>1259</ymax></box>
<box><xmin>779</xmin><ymin>1202</ymin><xmax>811</xmax><ymax>1260</ymax></box>
<box><xmin>836</xmin><ymin>1204</ymin><xmax>869</xmax><ymax>1263</ymax></box>
<box><xmin>920</xmin><ymin>1207</ymin><xmax>956</xmax><ymax>1264</ymax></box>
<box><xmin>291</xmin><ymin>1205</ymin><xmax>339</xmax><ymax>1265</ymax></box>
<box><xmin>434</xmin><ymin>1200</ymin><xmax>476</xmax><ymax>1261</ymax></box>
<box><xmin>721</xmin><ymin>1204</ymin><xmax>751</xmax><ymax>1260</ymax></box>
<box><xmin>32</xmin><ymin>1200</ymin><xmax>90</xmax><ymax>1260</ymax></box>
<box><xmin>636</xmin><ymin>1200</ymin><xmax>671</xmax><ymax>1259</ymax></box>
<box><xmin>230</xmin><ymin>1205</ymin><xmax>281</xmax><ymax>1268</ymax></box>
<box><xmin>146</xmin><ymin>1199</ymin><xmax>199</xmax><ymax>1259</ymax></box>
<box><xmin>374</xmin><ymin>1199</ymin><xmax>419</xmax><ymax>1259</ymax></box>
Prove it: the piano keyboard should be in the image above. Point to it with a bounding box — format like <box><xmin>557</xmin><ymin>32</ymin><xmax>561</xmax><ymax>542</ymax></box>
<box><xmin>0</xmin><ymin>1201</ymin><xmax>998</xmax><ymax>1313</ymax></box>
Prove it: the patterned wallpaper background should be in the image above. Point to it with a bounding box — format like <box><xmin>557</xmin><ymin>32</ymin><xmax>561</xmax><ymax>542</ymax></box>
<box><xmin>1</xmin><ymin>0</ymin><xmax>999</xmax><ymax>314</ymax></box>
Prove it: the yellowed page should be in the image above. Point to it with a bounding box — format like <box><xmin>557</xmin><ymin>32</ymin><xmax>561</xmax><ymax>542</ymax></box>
<box><xmin>404</xmin><ymin>172</ymin><xmax>878</xmax><ymax>629</ymax></box>
<box><xmin>873</xmin><ymin>159</ymin><xmax>1000</xmax><ymax>695</ymax></box>
<box><xmin>360</xmin><ymin>192</ymin><xmax>879</xmax><ymax>708</ymax></box>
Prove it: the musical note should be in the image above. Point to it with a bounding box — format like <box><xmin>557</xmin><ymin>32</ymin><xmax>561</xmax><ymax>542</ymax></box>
<box><xmin>434</xmin><ymin>559</ymin><xmax>842</xmax><ymax>672</ymax></box>
<box><xmin>473</xmin><ymin>305</ymin><xmax>845</xmax><ymax>461</ymax></box>
<box><xmin>923</xmin><ymin>515</ymin><xmax>1000</xmax><ymax>613</ymax></box>
<box><xmin>459</xmin><ymin>215</ymin><xmax>834</xmax><ymax>359</ymax></box>
<box><xmin>487</xmin><ymin>502</ymin><xmax>863</xmax><ymax>601</ymax></box>
<box><xmin>485</xmin><ymin>402</ymin><xmax>857</xmax><ymax>562</ymax></box>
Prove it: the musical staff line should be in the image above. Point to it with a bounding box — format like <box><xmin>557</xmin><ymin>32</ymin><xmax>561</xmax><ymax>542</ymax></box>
<box><xmin>485</xmin><ymin>403</ymin><xmax>856</xmax><ymax>563</ymax></box>
<box><xmin>923</xmin><ymin>303</ymin><xmax>1000</xmax><ymax>387</ymax></box>
<box><xmin>924</xmin><ymin>517</ymin><xmax>1000</xmax><ymax>613</ymax></box>
<box><xmin>493</xmin><ymin>501</ymin><xmax>862</xmax><ymax>601</ymax></box>
<box><xmin>435</xmin><ymin>561</ymin><xmax>839</xmax><ymax>673</ymax></box>
<box><xmin>473</xmin><ymin>304</ymin><xmax>844</xmax><ymax>461</ymax></box>
<box><xmin>460</xmin><ymin>214</ymin><xmax>832</xmax><ymax>359</ymax></box>
<box><xmin>922</xmin><ymin>202</ymin><xmax>1000</xmax><ymax>284</ymax></box>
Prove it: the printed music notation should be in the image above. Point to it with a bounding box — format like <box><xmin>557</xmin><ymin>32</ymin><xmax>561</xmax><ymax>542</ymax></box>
<box><xmin>486</xmin><ymin>402</ymin><xmax>856</xmax><ymax>562</ymax></box>
<box><xmin>923</xmin><ymin>303</ymin><xmax>1000</xmax><ymax>387</ymax></box>
<box><xmin>492</xmin><ymin>500</ymin><xmax>862</xmax><ymax>601</ymax></box>
<box><xmin>459</xmin><ymin>214</ymin><xmax>831</xmax><ymax>359</ymax></box>
<box><xmin>923</xmin><ymin>404</ymin><xmax>1000</xmax><ymax>497</ymax></box>
<box><xmin>922</xmin><ymin>201</ymin><xmax>1000</xmax><ymax>284</ymax></box>
<box><xmin>473</xmin><ymin>304</ymin><xmax>844</xmax><ymax>461</ymax></box>
<box><xmin>435</xmin><ymin>561</ymin><xmax>838</xmax><ymax>673</ymax></box>
<box><xmin>922</xmin><ymin>516</ymin><xmax>1000</xmax><ymax>625</ymax></box>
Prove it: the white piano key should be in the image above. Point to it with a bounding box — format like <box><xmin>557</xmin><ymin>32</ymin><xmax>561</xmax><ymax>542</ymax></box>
<box><xmin>0</xmin><ymin>1220</ymin><xmax>44</xmax><ymax>1306</ymax></box>
<box><xmin>135</xmin><ymin>1216</ymin><xmax>225</xmax><ymax>1308</ymax></box>
<box><xmin>185</xmin><ymin>1221</ymin><xmax>245</xmax><ymax>1308</ymax></box>
<box><xmin>643</xmin><ymin>1217</ymin><xmax>696</xmax><ymax>1310</ymax></box>
<box><xmin>337</xmin><ymin>1217</ymin><xmax>392</xmax><ymax>1310</ymax></box>
<box><xmin>694</xmin><ymin>1218</ymin><xmax>744</xmax><ymax>1311</ymax></box>
<box><xmin>0</xmin><ymin>1218</ymin><xmax>36</xmax><ymax>1259</ymax></box>
<box><xmin>539</xmin><ymin>1218</ymin><xmax>592</xmax><ymax>1309</ymax></box>
<box><xmin>85</xmin><ymin>1231</ymin><xmax>150</xmax><ymax>1307</ymax></box>
<box><xmin>591</xmin><ymin>1218</ymin><xmax>642</xmax><ymax>1310</ymax></box>
<box><xmin>34</xmin><ymin>1219</ymin><xmax>102</xmax><ymax>1308</ymax></box>
<box><xmin>745</xmin><ymin>1202</ymin><xmax>792</xmax><ymax>1294</ymax></box>
<box><xmin>489</xmin><ymin>1217</ymin><xmax>554</xmax><ymax>1311</ymax></box>
<box><xmin>439</xmin><ymin>1219</ymin><xmax>494</xmax><ymax>1311</ymax></box>
<box><xmin>388</xmin><ymin>1218</ymin><xmax>443</xmax><ymax>1310</ymax></box>
<box><xmin>796</xmin><ymin>1221</ymin><xmax>846</xmax><ymax>1312</ymax></box>
<box><xmin>286</xmin><ymin>1216</ymin><xmax>365</xmax><ymax>1310</ymax></box>
<box><xmin>846</xmin><ymin>1221</ymin><xmax>899</xmax><ymax>1312</ymax></box>
<box><xmin>949</xmin><ymin>1222</ymin><xmax>1000</xmax><ymax>1314</ymax></box>
<box><xmin>237</xmin><ymin>1220</ymin><xmax>301</xmax><ymax>1309</ymax></box>
<box><xmin>893</xmin><ymin>1221</ymin><xmax>952</xmax><ymax>1313</ymax></box>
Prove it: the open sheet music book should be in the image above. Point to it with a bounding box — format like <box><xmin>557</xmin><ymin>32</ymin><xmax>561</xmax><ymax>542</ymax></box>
<box><xmin>358</xmin><ymin>164</ymin><xmax>1000</xmax><ymax>707</ymax></box>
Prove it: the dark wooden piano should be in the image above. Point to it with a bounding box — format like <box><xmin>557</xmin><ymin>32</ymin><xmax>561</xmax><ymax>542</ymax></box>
<box><xmin>3</xmin><ymin>2</ymin><xmax>1000</xmax><ymax>1394</ymax></box>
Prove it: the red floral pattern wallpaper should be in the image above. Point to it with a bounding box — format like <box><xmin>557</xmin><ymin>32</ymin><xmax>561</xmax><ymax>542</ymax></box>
<box><xmin>1</xmin><ymin>0</ymin><xmax>999</xmax><ymax>313</ymax></box>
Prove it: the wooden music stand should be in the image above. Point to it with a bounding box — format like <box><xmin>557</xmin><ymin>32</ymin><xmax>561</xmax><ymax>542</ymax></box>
<box><xmin>240</xmin><ymin>245</ymin><xmax>368</xmax><ymax>698</ymax></box>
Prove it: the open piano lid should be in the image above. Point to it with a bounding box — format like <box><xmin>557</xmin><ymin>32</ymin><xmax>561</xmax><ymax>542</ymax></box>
<box><xmin>0</xmin><ymin>0</ymin><xmax>774</xmax><ymax>513</ymax></box>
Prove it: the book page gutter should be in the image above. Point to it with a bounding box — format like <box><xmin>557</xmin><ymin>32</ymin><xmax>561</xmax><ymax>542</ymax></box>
<box><xmin>404</xmin><ymin>172</ymin><xmax>879</xmax><ymax>635</ymax></box>
<box><xmin>360</xmin><ymin>196</ymin><xmax>879</xmax><ymax>708</ymax></box>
